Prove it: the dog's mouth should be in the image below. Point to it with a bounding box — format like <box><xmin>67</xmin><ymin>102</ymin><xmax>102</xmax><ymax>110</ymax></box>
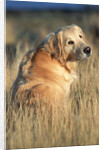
<box><xmin>78</xmin><ymin>52</ymin><xmax>92</xmax><ymax>60</ymax></box>
<box><xmin>86</xmin><ymin>53</ymin><xmax>92</xmax><ymax>58</ymax></box>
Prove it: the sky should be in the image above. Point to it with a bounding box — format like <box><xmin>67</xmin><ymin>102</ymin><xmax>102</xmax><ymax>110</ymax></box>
<box><xmin>6</xmin><ymin>0</ymin><xmax>99</xmax><ymax>11</ymax></box>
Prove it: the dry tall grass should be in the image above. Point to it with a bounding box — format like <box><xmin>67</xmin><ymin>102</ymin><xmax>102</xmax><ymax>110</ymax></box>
<box><xmin>6</xmin><ymin>10</ymin><xmax>99</xmax><ymax>149</ymax></box>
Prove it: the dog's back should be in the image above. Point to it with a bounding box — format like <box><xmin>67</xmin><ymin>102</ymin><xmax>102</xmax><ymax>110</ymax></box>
<box><xmin>11</xmin><ymin>50</ymin><xmax>74</xmax><ymax>105</ymax></box>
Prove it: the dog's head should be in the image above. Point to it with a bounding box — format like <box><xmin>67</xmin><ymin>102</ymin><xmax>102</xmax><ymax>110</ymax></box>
<box><xmin>38</xmin><ymin>25</ymin><xmax>92</xmax><ymax>64</ymax></box>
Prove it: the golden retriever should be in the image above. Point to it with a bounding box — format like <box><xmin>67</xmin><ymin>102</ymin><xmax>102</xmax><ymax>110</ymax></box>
<box><xmin>11</xmin><ymin>25</ymin><xmax>91</xmax><ymax>105</ymax></box>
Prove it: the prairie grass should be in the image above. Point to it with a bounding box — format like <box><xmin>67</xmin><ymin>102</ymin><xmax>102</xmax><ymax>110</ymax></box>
<box><xmin>6</xmin><ymin>10</ymin><xmax>99</xmax><ymax>149</ymax></box>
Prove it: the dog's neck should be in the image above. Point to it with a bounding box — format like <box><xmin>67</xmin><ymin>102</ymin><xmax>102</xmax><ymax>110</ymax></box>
<box><xmin>66</xmin><ymin>61</ymin><xmax>76</xmax><ymax>73</ymax></box>
<box><xmin>65</xmin><ymin>61</ymin><xmax>78</xmax><ymax>80</ymax></box>
<box><xmin>58</xmin><ymin>56</ymin><xmax>77</xmax><ymax>77</ymax></box>
<box><xmin>34</xmin><ymin>50</ymin><xmax>77</xmax><ymax>81</ymax></box>
<box><xmin>37</xmin><ymin>42</ymin><xmax>77</xmax><ymax>77</ymax></box>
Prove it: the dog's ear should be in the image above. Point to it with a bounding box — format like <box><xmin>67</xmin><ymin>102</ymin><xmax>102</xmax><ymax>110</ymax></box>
<box><xmin>37</xmin><ymin>32</ymin><xmax>55</xmax><ymax>53</ymax></box>
<box><xmin>38</xmin><ymin>31</ymin><xmax>64</xmax><ymax>63</ymax></box>
<box><xmin>53</xmin><ymin>31</ymin><xmax>64</xmax><ymax>60</ymax></box>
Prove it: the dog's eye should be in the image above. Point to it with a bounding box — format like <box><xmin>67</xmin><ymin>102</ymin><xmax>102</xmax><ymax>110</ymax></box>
<box><xmin>68</xmin><ymin>41</ymin><xmax>74</xmax><ymax>45</ymax></box>
<box><xmin>79</xmin><ymin>35</ymin><xmax>82</xmax><ymax>38</ymax></box>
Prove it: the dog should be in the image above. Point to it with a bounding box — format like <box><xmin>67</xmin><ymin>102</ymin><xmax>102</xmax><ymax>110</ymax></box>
<box><xmin>11</xmin><ymin>25</ymin><xmax>92</xmax><ymax>106</ymax></box>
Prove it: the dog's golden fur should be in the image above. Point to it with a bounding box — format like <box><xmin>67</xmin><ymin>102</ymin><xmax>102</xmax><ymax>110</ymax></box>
<box><xmin>11</xmin><ymin>25</ymin><xmax>91</xmax><ymax>105</ymax></box>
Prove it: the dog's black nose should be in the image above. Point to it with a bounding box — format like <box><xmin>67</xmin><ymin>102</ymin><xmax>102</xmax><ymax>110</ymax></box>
<box><xmin>83</xmin><ymin>47</ymin><xmax>91</xmax><ymax>55</ymax></box>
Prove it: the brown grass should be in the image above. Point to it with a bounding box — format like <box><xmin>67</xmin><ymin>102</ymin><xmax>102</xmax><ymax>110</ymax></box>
<box><xmin>6</xmin><ymin>10</ymin><xmax>99</xmax><ymax>149</ymax></box>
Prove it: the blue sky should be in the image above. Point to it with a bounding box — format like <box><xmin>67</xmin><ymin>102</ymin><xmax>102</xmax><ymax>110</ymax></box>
<box><xmin>6</xmin><ymin>0</ymin><xmax>99</xmax><ymax>11</ymax></box>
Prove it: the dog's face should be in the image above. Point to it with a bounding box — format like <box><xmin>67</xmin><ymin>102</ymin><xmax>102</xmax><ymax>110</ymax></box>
<box><xmin>56</xmin><ymin>25</ymin><xmax>92</xmax><ymax>62</ymax></box>
<box><xmin>39</xmin><ymin>25</ymin><xmax>92</xmax><ymax>63</ymax></box>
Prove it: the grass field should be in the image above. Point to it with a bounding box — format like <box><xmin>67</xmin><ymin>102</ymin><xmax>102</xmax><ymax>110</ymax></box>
<box><xmin>6</xmin><ymin>10</ymin><xmax>99</xmax><ymax>149</ymax></box>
